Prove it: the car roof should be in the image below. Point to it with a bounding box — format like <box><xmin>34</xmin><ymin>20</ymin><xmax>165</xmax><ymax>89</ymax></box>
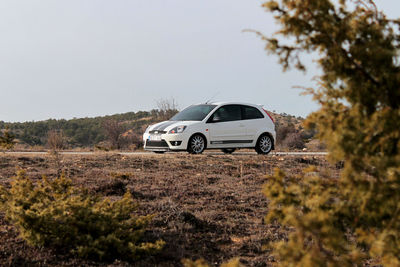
<box><xmin>206</xmin><ymin>101</ymin><xmax>263</xmax><ymax>107</ymax></box>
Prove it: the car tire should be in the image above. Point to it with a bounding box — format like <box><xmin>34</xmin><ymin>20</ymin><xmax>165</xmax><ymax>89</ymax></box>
<box><xmin>221</xmin><ymin>148</ymin><xmax>236</xmax><ymax>154</ymax></box>
<box><xmin>255</xmin><ymin>134</ymin><xmax>273</xmax><ymax>155</ymax></box>
<box><xmin>188</xmin><ymin>134</ymin><xmax>206</xmax><ymax>154</ymax></box>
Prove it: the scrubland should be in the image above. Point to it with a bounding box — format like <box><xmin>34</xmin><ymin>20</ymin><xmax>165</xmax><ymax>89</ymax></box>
<box><xmin>0</xmin><ymin>153</ymin><xmax>337</xmax><ymax>266</ymax></box>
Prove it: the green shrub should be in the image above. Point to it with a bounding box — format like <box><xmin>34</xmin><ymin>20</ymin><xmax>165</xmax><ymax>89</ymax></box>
<box><xmin>263</xmin><ymin>168</ymin><xmax>363</xmax><ymax>265</ymax></box>
<box><xmin>0</xmin><ymin>129</ymin><xmax>15</xmax><ymax>150</ymax></box>
<box><xmin>261</xmin><ymin>0</ymin><xmax>400</xmax><ymax>265</ymax></box>
<box><xmin>0</xmin><ymin>170</ymin><xmax>164</xmax><ymax>261</ymax></box>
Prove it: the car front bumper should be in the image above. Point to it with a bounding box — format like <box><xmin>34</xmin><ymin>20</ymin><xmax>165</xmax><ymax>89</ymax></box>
<box><xmin>143</xmin><ymin>132</ymin><xmax>190</xmax><ymax>151</ymax></box>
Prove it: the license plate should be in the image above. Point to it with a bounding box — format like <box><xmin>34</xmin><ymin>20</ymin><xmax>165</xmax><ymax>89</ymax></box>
<box><xmin>149</xmin><ymin>134</ymin><xmax>162</xmax><ymax>141</ymax></box>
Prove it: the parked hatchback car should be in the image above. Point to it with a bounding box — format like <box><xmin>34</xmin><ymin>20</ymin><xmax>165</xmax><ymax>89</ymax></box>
<box><xmin>143</xmin><ymin>102</ymin><xmax>276</xmax><ymax>154</ymax></box>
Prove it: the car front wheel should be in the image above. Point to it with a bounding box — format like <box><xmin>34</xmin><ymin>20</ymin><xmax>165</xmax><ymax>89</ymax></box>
<box><xmin>188</xmin><ymin>134</ymin><xmax>206</xmax><ymax>154</ymax></box>
<box><xmin>255</xmin><ymin>134</ymin><xmax>273</xmax><ymax>154</ymax></box>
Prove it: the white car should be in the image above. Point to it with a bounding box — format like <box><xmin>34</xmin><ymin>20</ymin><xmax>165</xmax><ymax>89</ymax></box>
<box><xmin>143</xmin><ymin>102</ymin><xmax>276</xmax><ymax>154</ymax></box>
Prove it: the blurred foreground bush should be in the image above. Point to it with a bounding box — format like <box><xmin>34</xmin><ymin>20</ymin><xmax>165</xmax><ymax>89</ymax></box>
<box><xmin>261</xmin><ymin>0</ymin><xmax>400</xmax><ymax>266</ymax></box>
<box><xmin>0</xmin><ymin>171</ymin><xmax>164</xmax><ymax>261</ymax></box>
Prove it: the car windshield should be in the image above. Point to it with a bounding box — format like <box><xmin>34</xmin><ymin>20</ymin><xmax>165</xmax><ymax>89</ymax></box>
<box><xmin>170</xmin><ymin>104</ymin><xmax>217</xmax><ymax>121</ymax></box>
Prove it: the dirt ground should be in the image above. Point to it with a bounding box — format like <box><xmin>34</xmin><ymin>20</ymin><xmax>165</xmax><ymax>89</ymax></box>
<box><xmin>0</xmin><ymin>152</ymin><xmax>338</xmax><ymax>266</ymax></box>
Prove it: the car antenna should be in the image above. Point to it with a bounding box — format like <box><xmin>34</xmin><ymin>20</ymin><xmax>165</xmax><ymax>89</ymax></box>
<box><xmin>205</xmin><ymin>92</ymin><xmax>219</xmax><ymax>104</ymax></box>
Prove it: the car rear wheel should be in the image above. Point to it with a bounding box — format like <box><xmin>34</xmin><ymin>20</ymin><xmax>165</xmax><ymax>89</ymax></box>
<box><xmin>221</xmin><ymin>148</ymin><xmax>236</xmax><ymax>154</ymax></box>
<box><xmin>188</xmin><ymin>134</ymin><xmax>206</xmax><ymax>154</ymax></box>
<box><xmin>255</xmin><ymin>134</ymin><xmax>273</xmax><ymax>154</ymax></box>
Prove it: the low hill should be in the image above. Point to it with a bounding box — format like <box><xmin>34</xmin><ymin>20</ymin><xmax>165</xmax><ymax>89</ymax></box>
<box><xmin>0</xmin><ymin>109</ymin><xmax>317</xmax><ymax>150</ymax></box>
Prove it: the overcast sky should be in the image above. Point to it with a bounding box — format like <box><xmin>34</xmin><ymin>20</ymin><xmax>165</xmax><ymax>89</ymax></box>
<box><xmin>0</xmin><ymin>1</ymin><xmax>397</xmax><ymax>122</ymax></box>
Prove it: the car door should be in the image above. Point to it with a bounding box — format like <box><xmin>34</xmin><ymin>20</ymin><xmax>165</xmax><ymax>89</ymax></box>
<box><xmin>206</xmin><ymin>105</ymin><xmax>248</xmax><ymax>147</ymax></box>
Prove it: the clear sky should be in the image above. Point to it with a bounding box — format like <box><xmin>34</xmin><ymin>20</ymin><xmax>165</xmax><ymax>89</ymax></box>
<box><xmin>0</xmin><ymin>0</ymin><xmax>397</xmax><ymax>122</ymax></box>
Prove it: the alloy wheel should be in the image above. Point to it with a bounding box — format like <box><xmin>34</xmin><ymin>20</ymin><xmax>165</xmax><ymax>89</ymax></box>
<box><xmin>257</xmin><ymin>135</ymin><xmax>272</xmax><ymax>154</ymax></box>
<box><xmin>189</xmin><ymin>135</ymin><xmax>205</xmax><ymax>154</ymax></box>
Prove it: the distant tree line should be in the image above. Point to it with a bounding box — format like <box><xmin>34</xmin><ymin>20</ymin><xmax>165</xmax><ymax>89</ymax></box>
<box><xmin>0</xmin><ymin>110</ymin><xmax>171</xmax><ymax>148</ymax></box>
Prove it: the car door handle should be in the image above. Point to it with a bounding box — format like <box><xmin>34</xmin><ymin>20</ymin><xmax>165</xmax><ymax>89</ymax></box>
<box><xmin>239</xmin><ymin>124</ymin><xmax>245</xmax><ymax>127</ymax></box>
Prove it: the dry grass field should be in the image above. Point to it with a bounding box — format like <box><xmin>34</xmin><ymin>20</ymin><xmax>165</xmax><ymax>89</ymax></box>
<box><xmin>0</xmin><ymin>152</ymin><xmax>339</xmax><ymax>266</ymax></box>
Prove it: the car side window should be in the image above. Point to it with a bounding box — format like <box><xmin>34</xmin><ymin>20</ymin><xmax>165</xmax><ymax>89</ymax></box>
<box><xmin>242</xmin><ymin>105</ymin><xmax>264</xmax><ymax>120</ymax></box>
<box><xmin>210</xmin><ymin>105</ymin><xmax>242</xmax><ymax>122</ymax></box>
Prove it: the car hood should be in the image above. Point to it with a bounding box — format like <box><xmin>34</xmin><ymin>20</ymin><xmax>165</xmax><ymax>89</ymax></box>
<box><xmin>148</xmin><ymin>120</ymin><xmax>200</xmax><ymax>132</ymax></box>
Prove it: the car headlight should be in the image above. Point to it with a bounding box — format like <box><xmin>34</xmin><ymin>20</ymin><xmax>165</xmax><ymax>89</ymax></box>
<box><xmin>168</xmin><ymin>126</ymin><xmax>187</xmax><ymax>134</ymax></box>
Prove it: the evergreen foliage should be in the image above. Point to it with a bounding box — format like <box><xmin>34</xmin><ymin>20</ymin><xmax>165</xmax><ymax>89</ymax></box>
<box><xmin>0</xmin><ymin>171</ymin><xmax>164</xmax><ymax>261</ymax></box>
<box><xmin>0</xmin><ymin>129</ymin><xmax>15</xmax><ymax>150</ymax></box>
<box><xmin>262</xmin><ymin>0</ymin><xmax>400</xmax><ymax>265</ymax></box>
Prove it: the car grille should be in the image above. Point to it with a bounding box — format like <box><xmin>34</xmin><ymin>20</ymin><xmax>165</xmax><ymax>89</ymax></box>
<box><xmin>146</xmin><ymin>140</ymin><xmax>169</xmax><ymax>148</ymax></box>
<box><xmin>149</xmin><ymin>130</ymin><xmax>167</xmax><ymax>134</ymax></box>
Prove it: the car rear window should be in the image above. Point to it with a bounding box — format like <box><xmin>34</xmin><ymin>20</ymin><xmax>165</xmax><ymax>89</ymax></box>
<box><xmin>243</xmin><ymin>106</ymin><xmax>264</xmax><ymax>120</ymax></box>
